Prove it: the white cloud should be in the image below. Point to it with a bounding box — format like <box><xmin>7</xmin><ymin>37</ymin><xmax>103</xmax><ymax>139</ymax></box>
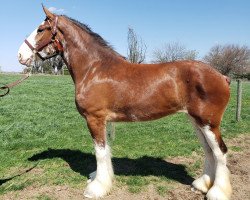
<box><xmin>48</xmin><ymin>7</ymin><xmax>66</xmax><ymax>14</ymax></box>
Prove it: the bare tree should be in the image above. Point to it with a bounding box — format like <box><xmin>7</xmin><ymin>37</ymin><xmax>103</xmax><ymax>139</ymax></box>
<box><xmin>46</xmin><ymin>55</ymin><xmax>65</xmax><ymax>75</ymax></box>
<box><xmin>127</xmin><ymin>27</ymin><xmax>147</xmax><ymax>63</ymax></box>
<box><xmin>204</xmin><ymin>44</ymin><xmax>250</xmax><ymax>76</ymax></box>
<box><xmin>152</xmin><ymin>42</ymin><xmax>198</xmax><ymax>63</ymax></box>
<box><xmin>32</xmin><ymin>59</ymin><xmax>43</xmax><ymax>73</ymax></box>
<box><xmin>29</xmin><ymin>55</ymin><xmax>65</xmax><ymax>74</ymax></box>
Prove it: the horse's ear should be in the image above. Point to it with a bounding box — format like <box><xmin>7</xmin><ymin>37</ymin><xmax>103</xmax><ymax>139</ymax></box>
<box><xmin>42</xmin><ymin>4</ymin><xmax>55</xmax><ymax>19</ymax></box>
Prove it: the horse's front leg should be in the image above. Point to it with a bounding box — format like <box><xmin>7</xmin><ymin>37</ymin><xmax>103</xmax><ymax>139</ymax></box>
<box><xmin>84</xmin><ymin>116</ymin><xmax>114</xmax><ymax>198</ymax></box>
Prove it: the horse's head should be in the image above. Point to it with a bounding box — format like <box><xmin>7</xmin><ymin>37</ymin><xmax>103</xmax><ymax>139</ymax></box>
<box><xmin>18</xmin><ymin>6</ymin><xmax>63</xmax><ymax>66</ymax></box>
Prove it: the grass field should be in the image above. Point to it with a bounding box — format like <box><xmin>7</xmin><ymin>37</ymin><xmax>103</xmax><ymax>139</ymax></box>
<box><xmin>0</xmin><ymin>74</ymin><xmax>249</xmax><ymax>197</ymax></box>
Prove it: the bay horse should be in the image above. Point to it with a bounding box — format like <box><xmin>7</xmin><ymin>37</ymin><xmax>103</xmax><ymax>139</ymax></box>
<box><xmin>18</xmin><ymin>6</ymin><xmax>232</xmax><ymax>200</ymax></box>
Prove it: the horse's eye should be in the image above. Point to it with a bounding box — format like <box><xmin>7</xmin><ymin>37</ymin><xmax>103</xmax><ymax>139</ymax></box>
<box><xmin>37</xmin><ymin>29</ymin><xmax>43</xmax><ymax>33</ymax></box>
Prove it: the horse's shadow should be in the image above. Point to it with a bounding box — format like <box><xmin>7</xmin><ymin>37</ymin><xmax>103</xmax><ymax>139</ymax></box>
<box><xmin>27</xmin><ymin>148</ymin><xmax>194</xmax><ymax>185</ymax></box>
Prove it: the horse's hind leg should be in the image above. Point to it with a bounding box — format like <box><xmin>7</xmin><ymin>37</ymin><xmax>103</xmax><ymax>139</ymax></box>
<box><xmin>201</xmin><ymin>126</ymin><xmax>232</xmax><ymax>200</ymax></box>
<box><xmin>84</xmin><ymin>116</ymin><xmax>114</xmax><ymax>198</ymax></box>
<box><xmin>190</xmin><ymin>118</ymin><xmax>215</xmax><ymax>193</ymax></box>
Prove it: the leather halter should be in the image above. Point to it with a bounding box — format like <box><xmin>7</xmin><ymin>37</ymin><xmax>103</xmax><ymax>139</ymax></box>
<box><xmin>1</xmin><ymin>17</ymin><xmax>62</xmax><ymax>97</ymax></box>
<box><xmin>24</xmin><ymin>16</ymin><xmax>63</xmax><ymax>61</ymax></box>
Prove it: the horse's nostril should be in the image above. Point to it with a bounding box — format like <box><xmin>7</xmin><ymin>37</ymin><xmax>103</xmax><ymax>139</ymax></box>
<box><xmin>18</xmin><ymin>53</ymin><xmax>22</xmax><ymax>60</ymax></box>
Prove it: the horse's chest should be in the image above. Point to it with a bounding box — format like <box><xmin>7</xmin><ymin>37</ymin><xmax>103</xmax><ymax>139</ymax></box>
<box><xmin>75</xmin><ymin>82</ymin><xmax>110</xmax><ymax>113</ymax></box>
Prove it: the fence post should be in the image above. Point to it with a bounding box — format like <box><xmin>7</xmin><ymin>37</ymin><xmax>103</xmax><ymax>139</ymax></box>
<box><xmin>236</xmin><ymin>79</ymin><xmax>242</xmax><ymax>121</ymax></box>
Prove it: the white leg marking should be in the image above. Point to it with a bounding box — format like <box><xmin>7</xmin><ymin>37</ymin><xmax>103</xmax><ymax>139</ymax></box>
<box><xmin>191</xmin><ymin>125</ymin><xmax>215</xmax><ymax>193</ymax></box>
<box><xmin>201</xmin><ymin>126</ymin><xmax>232</xmax><ymax>200</ymax></box>
<box><xmin>189</xmin><ymin>117</ymin><xmax>215</xmax><ymax>193</ymax></box>
<box><xmin>84</xmin><ymin>144</ymin><xmax>114</xmax><ymax>198</ymax></box>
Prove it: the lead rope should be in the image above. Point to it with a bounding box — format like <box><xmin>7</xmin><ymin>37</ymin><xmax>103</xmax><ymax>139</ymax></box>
<box><xmin>0</xmin><ymin>72</ymin><xmax>31</xmax><ymax>97</ymax></box>
<box><xmin>0</xmin><ymin>84</ymin><xmax>10</xmax><ymax>97</ymax></box>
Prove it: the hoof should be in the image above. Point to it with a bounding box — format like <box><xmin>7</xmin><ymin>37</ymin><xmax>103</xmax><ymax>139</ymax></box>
<box><xmin>192</xmin><ymin>175</ymin><xmax>212</xmax><ymax>193</ymax></box>
<box><xmin>206</xmin><ymin>185</ymin><xmax>231</xmax><ymax>200</ymax></box>
<box><xmin>191</xmin><ymin>186</ymin><xmax>204</xmax><ymax>194</ymax></box>
<box><xmin>84</xmin><ymin>179</ymin><xmax>111</xmax><ymax>199</ymax></box>
<box><xmin>87</xmin><ymin>171</ymin><xmax>97</xmax><ymax>184</ymax></box>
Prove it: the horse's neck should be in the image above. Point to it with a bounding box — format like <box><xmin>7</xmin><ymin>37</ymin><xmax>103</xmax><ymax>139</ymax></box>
<box><xmin>60</xmin><ymin>23</ymin><xmax>121</xmax><ymax>84</ymax></box>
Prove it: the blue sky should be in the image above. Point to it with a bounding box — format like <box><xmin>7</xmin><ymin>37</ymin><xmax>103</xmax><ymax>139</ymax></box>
<box><xmin>0</xmin><ymin>0</ymin><xmax>249</xmax><ymax>72</ymax></box>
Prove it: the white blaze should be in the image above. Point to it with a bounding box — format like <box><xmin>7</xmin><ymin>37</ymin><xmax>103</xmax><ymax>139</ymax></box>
<box><xmin>18</xmin><ymin>28</ymin><xmax>38</xmax><ymax>66</ymax></box>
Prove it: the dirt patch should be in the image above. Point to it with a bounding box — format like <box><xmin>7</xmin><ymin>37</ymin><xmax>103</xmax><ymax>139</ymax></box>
<box><xmin>1</xmin><ymin>134</ymin><xmax>249</xmax><ymax>200</ymax></box>
<box><xmin>227</xmin><ymin>135</ymin><xmax>250</xmax><ymax>200</ymax></box>
<box><xmin>0</xmin><ymin>185</ymin><xmax>83</xmax><ymax>200</ymax></box>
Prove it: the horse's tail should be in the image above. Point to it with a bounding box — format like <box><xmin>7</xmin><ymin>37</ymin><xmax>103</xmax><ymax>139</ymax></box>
<box><xmin>223</xmin><ymin>75</ymin><xmax>231</xmax><ymax>85</ymax></box>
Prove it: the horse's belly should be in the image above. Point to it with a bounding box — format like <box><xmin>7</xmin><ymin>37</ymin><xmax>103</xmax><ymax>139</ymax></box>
<box><xmin>110</xmin><ymin>99</ymin><xmax>182</xmax><ymax>122</ymax></box>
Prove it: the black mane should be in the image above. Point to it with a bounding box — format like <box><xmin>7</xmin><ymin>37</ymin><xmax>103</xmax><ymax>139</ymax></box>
<box><xmin>63</xmin><ymin>15</ymin><xmax>114</xmax><ymax>51</ymax></box>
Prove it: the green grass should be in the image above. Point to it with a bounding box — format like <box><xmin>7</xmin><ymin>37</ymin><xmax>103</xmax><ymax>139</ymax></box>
<box><xmin>0</xmin><ymin>74</ymin><xmax>249</xmax><ymax>196</ymax></box>
<box><xmin>156</xmin><ymin>185</ymin><xmax>171</xmax><ymax>196</ymax></box>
